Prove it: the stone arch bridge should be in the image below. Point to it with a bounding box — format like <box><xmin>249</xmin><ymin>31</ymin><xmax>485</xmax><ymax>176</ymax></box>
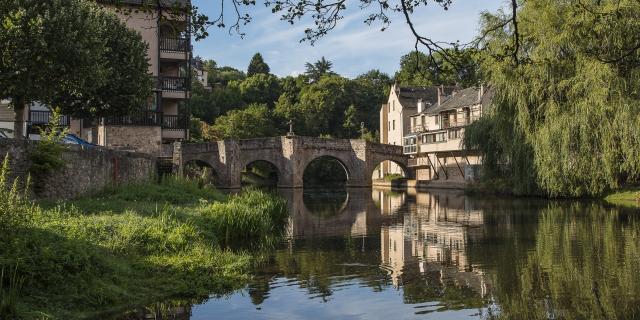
<box><xmin>172</xmin><ymin>136</ymin><xmax>411</xmax><ymax>188</ymax></box>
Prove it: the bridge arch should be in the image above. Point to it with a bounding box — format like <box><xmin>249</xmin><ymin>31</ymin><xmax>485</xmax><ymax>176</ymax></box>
<box><xmin>302</xmin><ymin>155</ymin><xmax>351</xmax><ymax>188</ymax></box>
<box><xmin>184</xmin><ymin>159</ymin><xmax>218</xmax><ymax>186</ymax></box>
<box><xmin>242</xmin><ymin>159</ymin><xmax>280</xmax><ymax>187</ymax></box>
<box><xmin>370</xmin><ymin>159</ymin><xmax>411</xmax><ymax>181</ymax></box>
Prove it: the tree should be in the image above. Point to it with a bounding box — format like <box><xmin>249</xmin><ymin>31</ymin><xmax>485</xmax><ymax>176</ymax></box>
<box><xmin>247</xmin><ymin>53</ymin><xmax>270</xmax><ymax>76</ymax></box>
<box><xmin>304</xmin><ymin>57</ymin><xmax>335</xmax><ymax>83</ymax></box>
<box><xmin>89</xmin><ymin>9</ymin><xmax>152</xmax><ymax>117</ymax></box>
<box><xmin>395</xmin><ymin>48</ymin><xmax>479</xmax><ymax>87</ymax></box>
<box><xmin>465</xmin><ymin>0</ymin><xmax>640</xmax><ymax>197</ymax></box>
<box><xmin>238</xmin><ymin>74</ymin><xmax>281</xmax><ymax>107</ymax></box>
<box><xmin>0</xmin><ymin>0</ymin><xmax>151</xmax><ymax>138</ymax></box>
<box><xmin>210</xmin><ymin>103</ymin><xmax>278</xmax><ymax>139</ymax></box>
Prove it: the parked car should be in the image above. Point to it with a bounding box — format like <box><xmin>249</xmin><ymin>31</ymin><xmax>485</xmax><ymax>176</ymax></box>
<box><xmin>0</xmin><ymin>128</ymin><xmax>13</xmax><ymax>139</ymax></box>
<box><xmin>61</xmin><ymin>134</ymin><xmax>96</xmax><ymax>147</ymax></box>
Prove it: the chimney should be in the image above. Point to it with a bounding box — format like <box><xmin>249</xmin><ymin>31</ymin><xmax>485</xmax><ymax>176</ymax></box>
<box><xmin>478</xmin><ymin>84</ymin><xmax>484</xmax><ymax>101</ymax></box>
<box><xmin>437</xmin><ymin>86</ymin><xmax>443</xmax><ymax>106</ymax></box>
<box><xmin>417</xmin><ymin>99</ymin><xmax>423</xmax><ymax>113</ymax></box>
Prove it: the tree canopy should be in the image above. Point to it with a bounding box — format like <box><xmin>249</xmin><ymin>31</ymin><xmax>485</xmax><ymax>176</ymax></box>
<box><xmin>247</xmin><ymin>53</ymin><xmax>270</xmax><ymax>77</ymax></box>
<box><xmin>304</xmin><ymin>57</ymin><xmax>335</xmax><ymax>83</ymax></box>
<box><xmin>0</xmin><ymin>0</ymin><xmax>151</xmax><ymax>137</ymax></box>
<box><xmin>465</xmin><ymin>0</ymin><xmax>640</xmax><ymax>197</ymax></box>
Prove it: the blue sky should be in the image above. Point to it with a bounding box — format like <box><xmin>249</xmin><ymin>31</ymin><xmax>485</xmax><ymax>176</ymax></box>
<box><xmin>192</xmin><ymin>0</ymin><xmax>507</xmax><ymax>78</ymax></box>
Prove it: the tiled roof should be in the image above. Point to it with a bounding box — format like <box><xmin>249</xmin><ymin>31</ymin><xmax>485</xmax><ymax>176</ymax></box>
<box><xmin>396</xmin><ymin>86</ymin><xmax>457</xmax><ymax>110</ymax></box>
<box><xmin>423</xmin><ymin>86</ymin><xmax>490</xmax><ymax>115</ymax></box>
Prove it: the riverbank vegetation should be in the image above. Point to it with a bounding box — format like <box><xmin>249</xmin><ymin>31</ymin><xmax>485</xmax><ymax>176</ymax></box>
<box><xmin>464</xmin><ymin>0</ymin><xmax>640</xmax><ymax>197</ymax></box>
<box><xmin>0</xmin><ymin>158</ymin><xmax>288</xmax><ymax>319</ymax></box>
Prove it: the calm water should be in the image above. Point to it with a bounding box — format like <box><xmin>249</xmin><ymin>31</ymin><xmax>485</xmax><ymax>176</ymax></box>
<box><xmin>120</xmin><ymin>188</ymin><xmax>640</xmax><ymax>320</ymax></box>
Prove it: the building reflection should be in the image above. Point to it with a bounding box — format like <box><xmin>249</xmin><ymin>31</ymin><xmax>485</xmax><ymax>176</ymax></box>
<box><xmin>380</xmin><ymin>189</ymin><xmax>490</xmax><ymax>299</ymax></box>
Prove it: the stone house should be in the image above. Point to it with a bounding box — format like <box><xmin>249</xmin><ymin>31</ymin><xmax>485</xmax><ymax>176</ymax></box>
<box><xmin>0</xmin><ymin>0</ymin><xmax>192</xmax><ymax>156</ymax></box>
<box><xmin>403</xmin><ymin>85</ymin><xmax>492</xmax><ymax>183</ymax></box>
<box><xmin>377</xmin><ymin>84</ymin><xmax>456</xmax><ymax>178</ymax></box>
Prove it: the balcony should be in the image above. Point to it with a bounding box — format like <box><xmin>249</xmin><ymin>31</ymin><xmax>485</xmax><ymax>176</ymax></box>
<box><xmin>102</xmin><ymin>111</ymin><xmax>188</xmax><ymax>130</ymax></box>
<box><xmin>160</xmin><ymin>37</ymin><xmax>190</xmax><ymax>60</ymax></box>
<box><xmin>162</xmin><ymin>114</ymin><xmax>188</xmax><ymax>130</ymax></box>
<box><xmin>103</xmin><ymin>111</ymin><xmax>163</xmax><ymax>126</ymax></box>
<box><xmin>27</xmin><ymin>110</ymin><xmax>70</xmax><ymax>134</ymax></box>
<box><xmin>159</xmin><ymin>76</ymin><xmax>190</xmax><ymax>99</ymax></box>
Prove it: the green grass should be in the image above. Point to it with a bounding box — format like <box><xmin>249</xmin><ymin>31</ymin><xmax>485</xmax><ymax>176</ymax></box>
<box><xmin>0</xmin><ymin>160</ymin><xmax>289</xmax><ymax>319</ymax></box>
<box><xmin>604</xmin><ymin>187</ymin><xmax>640</xmax><ymax>207</ymax></box>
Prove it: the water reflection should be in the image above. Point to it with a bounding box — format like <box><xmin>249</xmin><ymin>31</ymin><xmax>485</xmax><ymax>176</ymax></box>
<box><xmin>116</xmin><ymin>188</ymin><xmax>640</xmax><ymax>320</ymax></box>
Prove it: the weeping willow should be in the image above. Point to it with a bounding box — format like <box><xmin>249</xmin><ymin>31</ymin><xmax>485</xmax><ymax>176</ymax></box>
<box><xmin>466</xmin><ymin>0</ymin><xmax>640</xmax><ymax>197</ymax></box>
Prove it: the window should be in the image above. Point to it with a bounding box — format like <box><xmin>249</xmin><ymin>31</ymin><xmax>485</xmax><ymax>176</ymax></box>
<box><xmin>392</xmin><ymin>120</ymin><xmax>395</xmax><ymax>130</ymax></box>
<box><xmin>388</xmin><ymin>121</ymin><xmax>390</xmax><ymax>131</ymax></box>
<box><xmin>423</xmin><ymin>132</ymin><xmax>446</xmax><ymax>143</ymax></box>
<box><xmin>448</xmin><ymin>129</ymin><xmax>463</xmax><ymax>139</ymax></box>
<box><xmin>392</xmin><ymin>101</ymin><xmax>395</xmax><ymax>111</ymax></box>
<box><xmin>435</xmin><ymin>115</ymin><xmax>440</xmax><ymax>125</ymax></box>
<box><xmin>421</xmin><ymin>115</ymin><xmax>425</xmax><ymax>125</ymax></box>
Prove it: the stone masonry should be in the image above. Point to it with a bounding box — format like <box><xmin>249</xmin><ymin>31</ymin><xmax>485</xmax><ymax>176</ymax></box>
<box><xmin>175</xmin><ymin>136</ymin><xmax>411</xmax><ymax>189</ymax></box>
<box><xmin>0</xmin><ymin>139</ymin><xmax>157</xmax><ymax>199</ymax></box>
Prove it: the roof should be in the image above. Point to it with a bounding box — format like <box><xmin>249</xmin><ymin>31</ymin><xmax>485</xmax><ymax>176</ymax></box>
<box><xmin>396</xmin><ymin>86</ymin><xmax>457</xmax><ymax>110</ymax></box>
<box><xmin>423</xmin><ymin>86</ymin><xmax>490</xmax><ymax>115</ymax></box>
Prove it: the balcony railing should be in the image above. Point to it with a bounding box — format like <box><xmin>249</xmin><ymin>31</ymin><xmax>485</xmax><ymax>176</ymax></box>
<box><xmin>162</xmin><ymin>114</ymin><xmax>189</xmax><ymax>130</ymax></box>
<box><xmin>103</xmin><ymin>111</ymin><xmax>162</xmax><ymax>126</ymax></box>
<box><xmin>29</xmin><ymin>110</ymin><xmax>70</xmax><ymax>126</ymax></box>
<box><xmin>160</xmin><ymin>37</ymin><xmax>189</xmax><ymax>52</ymax></box>
<box><xmin>103</xmin><ymin>111</ymin><xmax>188</xmax><ymax>130</ymax></box>
<box><xmin>27</xmin><ymin>110</ymin><xmax>70</xmax><ymax>134</ymax></box>
<box><xmin>160</xmin><ymin>76</ymin><xmax>189</xmax><ymax>92</ymax></box>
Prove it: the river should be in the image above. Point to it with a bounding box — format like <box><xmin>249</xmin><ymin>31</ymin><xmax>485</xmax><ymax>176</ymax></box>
<box><xmin>119</xmin><ymin>188</ymin><xmax>640</xmax><ymax>319</ymax></box>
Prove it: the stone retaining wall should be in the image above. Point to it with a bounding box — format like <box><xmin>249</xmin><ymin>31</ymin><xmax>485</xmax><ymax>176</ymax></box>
<box><xmin>0</xmin><ymin>139</ymin><xmax>157</xmax><ymax>199</ymax></box>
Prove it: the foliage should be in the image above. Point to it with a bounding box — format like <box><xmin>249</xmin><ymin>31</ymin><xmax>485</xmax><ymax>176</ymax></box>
<box><xmin>210</xmin><ymin>103</ymin><xmax>279</xmax><ymax>140</ymax></box>
<box><xmin>247</xmin><ymin>53</ymin><xmax>270</xmax><ymax>77</ymax></box>
<box><xmin>304</xmin><ymin>57</ymin><xmax>336</xmax><ymax>83</ymax></box>
<box><xmin>0</xmin><ymin>170</ymin><xmax>288</xmax><ymax>318</ymax></box>
<box><xmin>395</xmin><ymin>48</ymin><xmax>480</xmax><ymax>87</ymax></box>
<box><xmin>28</xmin><ymin>109</ymin><xmax>67</xmax><ymax>193</ymax></box>
<box><xmin>237</xmin><ymin>74</ymin><xmax>281</xmax><ymax>108</ymax></box>
<box><xmin>0</xmin><ymin>0</ymin><xmax>150</xmax><ymax>137</ymax></box>
<box><xmin>465</xmin><ymin>0</ymin><xmax>640</xmax><ymax>197</ymax></box>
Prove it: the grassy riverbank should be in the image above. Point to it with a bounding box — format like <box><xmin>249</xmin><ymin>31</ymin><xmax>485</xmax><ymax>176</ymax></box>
<box><xmin>0</xmin><ymin>163</ymin><xmax>288</xmax><ymax>319</ymax></box>
<box><xmin>604</xmin><ymin>188</ymin><xmax>640</xmax><ymax>207</ymax></box>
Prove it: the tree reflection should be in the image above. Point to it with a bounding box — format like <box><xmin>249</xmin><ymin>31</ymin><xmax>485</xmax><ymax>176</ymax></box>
<box><xmin>493</xmin><ymin>203</ymin><xmax>640</xmax><ymax>319</ymax></box>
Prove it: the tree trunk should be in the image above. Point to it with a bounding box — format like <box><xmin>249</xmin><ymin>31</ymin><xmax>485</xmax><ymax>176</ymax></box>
<box><xmin>13</xmin><ymin>98</ymin><xmax>26</xmax><ymax>139</ymax></box>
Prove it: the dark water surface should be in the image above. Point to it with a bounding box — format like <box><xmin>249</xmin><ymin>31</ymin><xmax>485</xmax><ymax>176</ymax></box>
<box><xmin>120</xmin><ymin>188</ymin><xmax>640</xmax><ymax>319</ymax></box>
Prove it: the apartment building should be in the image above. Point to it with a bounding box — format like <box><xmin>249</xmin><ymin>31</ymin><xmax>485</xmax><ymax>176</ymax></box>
<box><xmin>0</xmin><ymin>0</ymin><xmax>192</xmax><ymax>155</ymax></box>
<box><xmin>377</xmin><ymin>84</ymin><xmax>456</xmax><ymax>178</ymax></box>
<box><xmin>403</xmin><ymin>86</ymin><xmax>492</xmax><ymax>183</ymax></box>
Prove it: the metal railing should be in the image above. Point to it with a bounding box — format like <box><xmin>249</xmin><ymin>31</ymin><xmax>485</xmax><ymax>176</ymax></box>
<box><xmin>160</xmin><ymin>76</ymin><xmax>189</xmax><ymax>92</ymax></box>
<box><xmin>162</xmin><ymin>114</ymin><xmax>188</xmax><ymax>130</ymax></box>
<box><xmin>103</xmin><ymin>111</ymin><xmax>162</xmax><ymax>126</ymax></box>
<box><xmin>29</xmin><ymin>110</ymin><xmax>70</xmax><ymax>126</ymax></box>
<box><xmin>160</xmin><ymin>37</ymin><xmax>189</xmax><ymax>52</ymax></box>
<box><xmin>102</xmin><ymin>111</ymin><xmax>188</xmax><ymax>130</ymax></box>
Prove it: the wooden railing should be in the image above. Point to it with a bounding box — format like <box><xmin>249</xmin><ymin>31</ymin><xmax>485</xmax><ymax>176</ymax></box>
<box><xmin>410</xmin><ymin>124</ymin><xmax>427</xmax><ymax>133</ymax></box>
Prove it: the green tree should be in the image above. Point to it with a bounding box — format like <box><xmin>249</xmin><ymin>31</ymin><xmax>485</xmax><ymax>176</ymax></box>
<box><xmin>210</xmin><ymin>103</ymin><xmax>278</xmax><ymax>139</ymax></box>
<box><xmin>353</xmin><ymin>69</ymin><xmax>392</xmax><ymax>133</ymax></box>
<box><xmin>0</xmin><ymin>0</ymin><xmax>151</xmax><ymax>138</ymax></box>
<box><xmin>247</xmin><ymin>53</ymin><xmax>270</xmax><ymax>77</ymax></box>
<box><xmin>304</xmin><ymin>57</ymin><xmax>335</xmax><ymax>83</ymax></box>
<box><xmin>395</xmin><ymin>48</ymin><xmax>479</xmax><ymax>87</ymax></box>
<box><xmin>238</xmin><ymin>74</ymin><xmax>281</xmax><ymax>108</ymax></box>
<box><xmin>465</xmin><ymin>0</ymin><xmax>640</xmax><ymax>197</ymax></box>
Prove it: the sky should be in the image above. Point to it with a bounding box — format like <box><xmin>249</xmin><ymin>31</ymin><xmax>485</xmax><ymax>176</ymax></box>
<box><xmin>192</xmin><ymin>0</ymin><xmax>507</xmax><ymax>78</ymax></box>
